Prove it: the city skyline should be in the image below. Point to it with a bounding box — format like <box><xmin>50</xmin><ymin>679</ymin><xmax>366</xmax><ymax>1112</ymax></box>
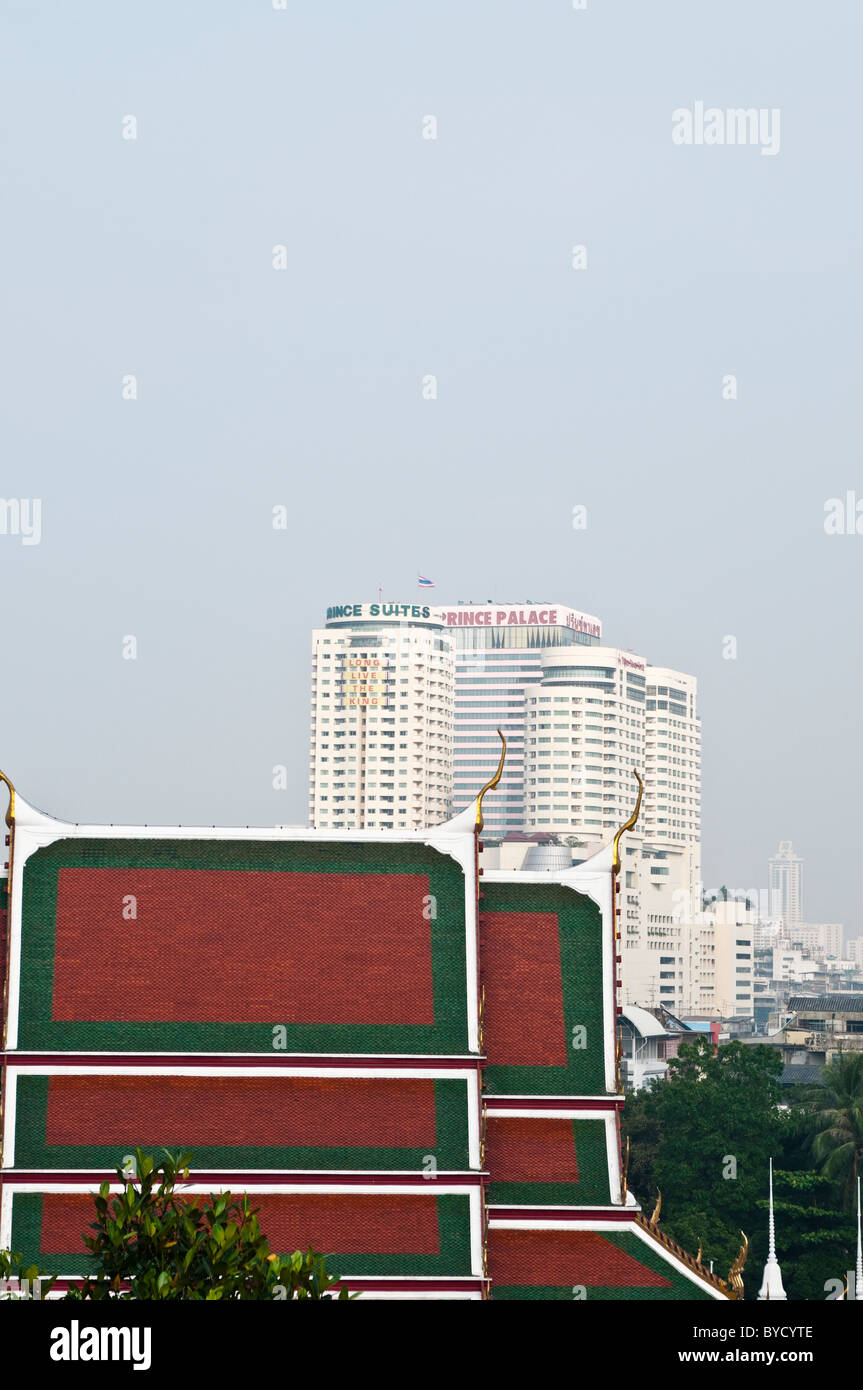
<box><xmin>1</xmin><ymin>0</ymin><xmax>860</xmax><ymax>1336</ymax></box>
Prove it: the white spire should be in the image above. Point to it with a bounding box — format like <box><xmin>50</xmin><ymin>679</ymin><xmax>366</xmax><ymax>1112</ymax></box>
<box><xmin>850</xmin><ymin>1178</ymin><xmax>856</xmax><ymax>1295</ymax></box>
<box><xmin>758</xmin><ymin>1157</ymin><xmax>787</xmax><ymax>1301</ymax></box>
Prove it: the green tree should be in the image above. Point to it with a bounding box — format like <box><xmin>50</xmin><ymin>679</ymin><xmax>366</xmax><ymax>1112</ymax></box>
<box><xmin>766</xmin><ymin>1169</ymin><xmax>857</xmax><ymax>1301</ymax></box>
<box><xmin>622</xmin><ymin>1049</ymin><xmax>860</xmax><ymax>1298</ymax></box>
<box><xmin>65</xmin><ymin>1150</ymin><xmax>352</xmax><ymax>1300</ymax></box>
<box><xmin>622</xmin><ymin>1038</ymin><xmax>783</xmax><ymax>1274</ymax></box>
<box><xmin>795</xmin><ymin>1052</ymin><xmax>863</xmax><ymax>1210</ymax></box>
<box><xmin>620</xmin><ymin>1087</ymin><xmax>661</xmax><ymax>1201</ymax></box>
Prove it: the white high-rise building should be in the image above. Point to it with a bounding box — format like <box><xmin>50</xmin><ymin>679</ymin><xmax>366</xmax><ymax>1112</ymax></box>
<box><xmin>440</xmin><ymin>601</ymin><xmax>602</xmax><ymax>840</ymax></box>
<box><xmin>519</xmin><ymin>644</ymin><xmax>702</xmax><ymax>1008</ymax></box>
<box><xmin>624</xmin><ymin>899</ymin><xmax>755</xmax><ymax>1020</ymax></box>
<box><xmin>521</xmin><ymin>646</ymin><xmax>700</xmax><ymax>850</ymax></box>
<box><xmin>643</xmin><ymin>667</ymin><xmax>701</xmax><ymax>851</ymax></box>
<box><xmin>305</xmin><ymin>600</ymin><xmax>715</xmax><ymax>1011</ymax></box>
<box><xmin>847</xmin><ymin>937</ymin><xmax>863</xmax><ymax>971</ymax></box>
<box><xmin>522</xmin><ymin>646</ymin><xmax>649</xmax><ymax>846</ymax></box>
<box><xmin>308</xmin><ymin>602</ymin><xmax>454</xmax><ymax>831</ymax></box>
<box><xmin>769</xmin><ymin>841</ymin><xmax>803</xmax><ymax>929</ymax></box>
<box><xmin>783</xmin><ymin>922</ymin><xmax>844</xmax><ymax>959</ymax></box>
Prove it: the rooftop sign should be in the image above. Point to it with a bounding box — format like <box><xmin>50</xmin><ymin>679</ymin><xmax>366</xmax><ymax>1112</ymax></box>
<box><xmin>439</xmin><ymin>604</ymin><xmax>601</xmax><ymax>637</ymax></box>
<box><xmin>325</xmin><ymin>603</ymin><xmax>440</xmax><ymax>625</ymax></box>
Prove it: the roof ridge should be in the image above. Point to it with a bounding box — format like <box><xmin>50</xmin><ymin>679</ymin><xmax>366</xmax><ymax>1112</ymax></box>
<box><xmin>633</xmin><ymin>1212</ymin><xmax>733</xmax><ymax>1298</ymax></box>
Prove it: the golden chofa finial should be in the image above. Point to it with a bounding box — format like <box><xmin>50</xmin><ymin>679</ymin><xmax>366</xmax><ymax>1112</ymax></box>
<box><xmin>0</xmin><ymin>769</ymin><xmax>15</xmax><ymax>828</ymax></box>
<box><xmin>612</xmin><ymin>768</ymin><xmax>643</xmax><ymax>873</ymax></box>
<box><xmin>696</xmin><ymin>1238</ymin><xmax>703</xmax><ymax>1265</ymax></box>
<box><xmin>476</xmin><ymin>729</ymin><xmax>506</xmax><ymax>833</ymax></box>
<box><xmin>728</xmin><ymin>1231</ymin><xmax>749</xmax><ymax>1299</ymax></box>
<box><xmin>650</xmin><ymin>1190</ymin><xmax>662</xmax><ymax>1226</ymax></box>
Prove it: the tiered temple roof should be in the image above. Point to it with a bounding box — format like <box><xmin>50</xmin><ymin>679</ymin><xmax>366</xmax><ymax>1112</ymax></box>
<box><xmin>0</xmin><ymin>761</ymin><xmax>732</xmax><ymax>1299</ymax></box>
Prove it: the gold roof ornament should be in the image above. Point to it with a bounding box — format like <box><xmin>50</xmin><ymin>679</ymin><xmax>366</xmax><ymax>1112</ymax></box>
<box><xmin>728</xmin><ymin>1231</ymin><xmax>749</xmax><ymax>1299</ymax></box>
<box><xmin>612</xmin><ymin>771</ymin><xmax>643</xmax><ymax>1091</ymax></box>
<box><xmin>650</xmin><ymin>1190</ymin><xmax>662</xmax><ymax>1226</ymax></box>
<box><xmin>0</xmin><ymin>768</ymin><xmax>15</xmax><ymax>828</ymax></box>
<box><xmin>612</xmin><ymin>769</ymin><xmax>643</xmax><ymax>873</ymax></box>
<box><xmin>479</xmin><ymin>1180</ymin><xmax>490</xmax><ymax>1278</ymax></box>
<box><xmin>620</xmin><ymin>1134</ymin><xmax>630</xmax><ymax>1204</ymax></box>
<box><xmin>633</xmin><ymin>1210</ymin><xmax>734</xmax><ymax>1297</ymax></box>
<box><xmin>476</xmin><ymin>729</ymin><xmax>506</xmax><ymax>833</ymax></box>
<box><xmin>696</xmin><ymin>1238</ymin><xmax>703</xmax><ymax>1265</ymax></box>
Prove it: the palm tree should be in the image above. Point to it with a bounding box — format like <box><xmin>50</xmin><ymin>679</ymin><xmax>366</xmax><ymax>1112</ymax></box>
<box><xmin>799</xmin><ymin>1052</ymin><xmax>863</xmax><ymax>1210</ymax></box>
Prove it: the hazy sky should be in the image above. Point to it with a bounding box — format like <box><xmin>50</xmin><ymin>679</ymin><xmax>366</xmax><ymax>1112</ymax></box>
<box><xmin>1</xmin><ymin>2</ymin><xmax>860</xmax><ymax>935</ymax></box>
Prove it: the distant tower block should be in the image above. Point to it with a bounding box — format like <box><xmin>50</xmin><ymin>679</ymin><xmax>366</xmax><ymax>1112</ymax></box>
<box><xmin>769</xmin><ymin>840</ymin><xmax>803</xmax><ymax>929</ymax></box>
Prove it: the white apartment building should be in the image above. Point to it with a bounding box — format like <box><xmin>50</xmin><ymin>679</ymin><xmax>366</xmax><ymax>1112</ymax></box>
<box><xmin>626</xmin><ymin>899</ymin><xmax>755</xmax><ymax>1019</ymax></box>
<box><xmin>308</xmin><ymin>602</ymin><xmax>454</xmax><ymax>831</ymax></box>
<box><xmin>441</xmin><ymin>601</ymin><xmax>602</xmax><ymax>840</ymax></box>
<box><xmin>519</xmin><ymin>645</ymin><xmax>702</xmax><ymax>998</ymax></box>
<box><xmin>521</xmin><ymin>647</ymin><xmax>700</xmax><ymax>849</ymax></box>
<box><xmin>754</xmin><ymin>918</ymin><xmax>785</xmax><ymax>951</ymax></box>
<box><xmin>522</xmin><ymin>646</ymin><xmax>650</xmax><ymax>847</ymax></box>
<box><xmin>847</xmin><ymin>937</ymin><xmax>863</xmax><ymax>971</ymax></box>
<box><xmin>709</xmin><ymin>905</ymin><xmax>756</xmax><ymax>1017</ymax></box>
<box><xmin>643</xmin><ymin>666</ymin><xmax>701</xmax><ymax>851</ymax></box>
<box><xmin>754</xmin><ymin>919</ymin><xmax>845</xmax><ymax>962</ymax></box>
<box><xmin>765</xmin><ymin>946</ymin><xmax>818</xmax><ymax>984</ymax></box>
<box><xmin>783</xmin><ymin>923</ymin><xmax>845</xmax><ymax>959</ymax></box>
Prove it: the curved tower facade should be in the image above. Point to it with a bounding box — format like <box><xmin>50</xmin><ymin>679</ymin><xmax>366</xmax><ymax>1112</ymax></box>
<box><xmin>309</xmin><ymin>602</ymin><xmax>454</xmax><ymax>831</ymax></box>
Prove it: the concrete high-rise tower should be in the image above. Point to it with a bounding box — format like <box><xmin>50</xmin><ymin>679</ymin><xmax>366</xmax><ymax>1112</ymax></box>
<box><xmin>308</xmin><ymin>602</ymin><xmax>454</xmax><ymax>831</ymax></box>
<box><xmin>769</xmin><ymin>841</ymin><xmax>803</xmax><ymax>929</ymax></box>
<box><xmin>521</xmin><ymin>645</ymin><xmax>700</xmax><ymax>855</ymax></box>
<box><xmin>440</xmin><ymin>601</ymin><xmax>602</xmax><ymax>840</ymax></box>
<box><xmin>520</xmin><ymin>644</ymin><xmax>703</xmax><ymax>1014</ymax></box>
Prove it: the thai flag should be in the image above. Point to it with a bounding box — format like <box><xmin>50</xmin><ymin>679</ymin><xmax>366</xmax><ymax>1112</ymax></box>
<box><xmin>417</xmin><ymin>574</ymin><xmax>435</xmax><ymax>588</ymax></box>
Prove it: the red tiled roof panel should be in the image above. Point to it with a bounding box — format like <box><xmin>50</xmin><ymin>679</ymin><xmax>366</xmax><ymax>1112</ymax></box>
<box><xmin>485</xmin><ymin>1117</ymin><xmax>579</xmax><ymax>1183</ymax></box>
<box><xmin>488</xmin><ymin>1229</ymin><xmax>672</xmax><ymax>1287</ymax></box>
<box><xmin>253</xmin><ymin>1195</ymin><xmax>441</xmax><ymax>1254</ymax></box>
<box><xmin>51</xmin><ymin>868</ymin><xmax>434</xmax><ymax>1024</ymax></box>
<box><xmin>44</xmin><ymin>1075</ymin><xmax>438</xmax><ymax>1149</ymax></box>
<box><xmin>481</xmin><ymin>911</ymin><xmax>567</xmax><ymax>1065</ymax></box>
<box><xmin>40</xmin><ymin>1193</ymin><xmax>441</xmax><ymax>1257</ymax></box>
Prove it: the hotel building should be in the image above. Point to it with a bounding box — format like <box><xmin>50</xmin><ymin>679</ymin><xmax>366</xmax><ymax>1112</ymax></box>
<box><xmin>520</xmin><ymin>645</ymin><xmax>702</xmax><ymax>1011</ymax></box>
<box><xmin>440</xmin><ymin>602</ymin><xmax>603</xmax><ymax>840</ymax></box>
<box><xmin>308</xmin><ymin>603</ymin><xmax>454</xmax><ymax>832</ymax></box>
